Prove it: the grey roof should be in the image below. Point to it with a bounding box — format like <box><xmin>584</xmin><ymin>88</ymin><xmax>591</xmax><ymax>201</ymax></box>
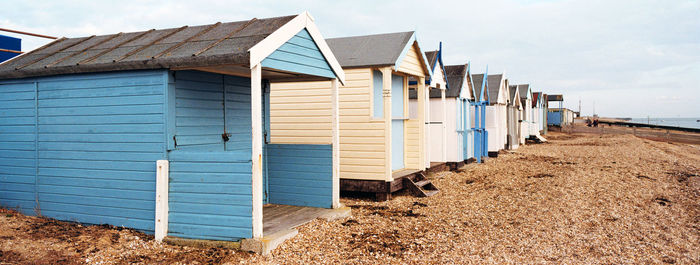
<box><xmin>517</xmin><ymin>84</ymin><xmax>530</xmax><ymax>100</ymax></box>
<box><xmin>424</xmin><ymin>50</ymin><xmax>438</xmax><ymax>70</ymax></box>
<box><xmin>0</xmin><ymin>15</ymin><xmax>297</xmax><ymax>79</ymax></box>
<box><xmin>509</xmin><ymin>85</ymin><xmax>518</xmax><ymax>103</ymax></box>
<box><xmin>547</xmin><ymin>94</ymin><xmax>563</xmax><ymax>101</ymax></box>
<box><xmin>442</xmin><ymin>64</ymin><xmax>468</xmax><ymax>98</ymax></box>
<box><xmin>472</xmin><ymin>74</ymin><xmax>486</xmax><ymax>102</ymax></box>
<box><xmin>326</xmin><ymin>31</ymin><xmax>415</xmax><ymax>68</ymax></box>
<box><xmin>487</xmin><ymin>74</ymin><xmax>503</xmax><ymax>104</ymax></box>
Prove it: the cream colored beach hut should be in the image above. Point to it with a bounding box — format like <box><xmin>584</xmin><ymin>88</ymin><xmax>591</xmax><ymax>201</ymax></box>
<box><xmin>270</xmin><ymin>32</ymin><xmax>434</xmax><ymax>200</ymax></box>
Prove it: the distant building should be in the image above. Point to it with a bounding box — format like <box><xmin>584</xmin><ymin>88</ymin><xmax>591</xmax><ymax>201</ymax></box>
<box><xmin>0</xmin><ymin>35</ymin><xmax>21</xmax><ymax>62</ymax></box>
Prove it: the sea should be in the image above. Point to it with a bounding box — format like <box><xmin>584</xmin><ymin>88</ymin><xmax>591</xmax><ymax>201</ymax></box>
<box><xmin>629</xmin><ymin>117</ymin><xmax>700</xmax><ymax>130</ymax></box>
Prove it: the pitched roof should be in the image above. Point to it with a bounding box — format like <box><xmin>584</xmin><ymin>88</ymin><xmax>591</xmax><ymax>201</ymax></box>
<box><xmin>0</xmin><ymin>15</ymin><xmax>300</xmax><ymax>79</ymax></box>
<box><xmin>326</xmin><ymin>31</ymin><xmax>415</xmax><ymax>68</ymax></box>
<box><xmin>472</xmin><ymin>73</ymin><xmax>487</xmax><ymax>102</ymax></box>
<box><xmin>487</xmin><ymin>74</ymin><xmax>503</xmax><ymax>104</ymax></box>
<box><xmin>517</xmin><ymin>84</ymin><xmax>530</xmax><ymax>100</ymax></box>
<box><xmin>424</xmin><ymin>50</ymin><xmax>438</xmax><ymax>70</ymax></box>
<box><xmin>442</xmin><ymin>64</ymin><xmax>467</xmax><ymax>98</ymax></box>
<box><xmin>532</xmin><ymin>92</ymin><xmax>542</xmax><ymax>107</ymax></box>
<box><xmin>509</xmin><ymin>85</ymin><xmax>518</xmax><ymax>103</ymax></box>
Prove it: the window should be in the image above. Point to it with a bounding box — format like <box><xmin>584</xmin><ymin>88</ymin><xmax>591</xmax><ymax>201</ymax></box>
<box><xmin>372</xmin><ymin>70</ymin><xmax>383</xmax><ymax>118</ymax></box>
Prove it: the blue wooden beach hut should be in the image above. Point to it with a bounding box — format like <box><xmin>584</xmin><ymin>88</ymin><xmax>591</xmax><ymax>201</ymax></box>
<box><xmin>0</xmin><ymin>12</ymin><xmax>346</xmax><ymax>247</ymax></box>
<box><xmin>471</xmin><ymin>71</ymin><xmax>489</xmax><ymax>163</ymax></box>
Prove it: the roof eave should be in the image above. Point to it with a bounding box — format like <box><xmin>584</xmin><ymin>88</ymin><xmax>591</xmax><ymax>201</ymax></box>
<box><xmin>248</xmin><ymin>11</ymin><xmax>346</xmax><ymax>85</ymax></box>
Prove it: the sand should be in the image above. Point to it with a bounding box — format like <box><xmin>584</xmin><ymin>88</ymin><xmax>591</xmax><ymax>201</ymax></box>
<box><xmin>1</xmin><ymin>132</ymin><xmax>698</xmax><ymax>264</ymax></box>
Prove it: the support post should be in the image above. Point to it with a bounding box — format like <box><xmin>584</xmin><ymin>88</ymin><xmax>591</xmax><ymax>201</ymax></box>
<box><xmin>155</xmin><ymin>160</ymin><xmax>169</xmax><ymax>242</ymax></box>
<box><xmin>330</xmin><ymin>79</ymin><xmax>340</xmax><ymax>208</ymax></box>
<box><xmin>251</xmin><ymin>64</ymin><xmax>263</xmax><ymax>238</ymax></box>
<box><xmin>381</xmin><ymin>67</ymin><xmax>392</xmax><ymax>181</ymax></box>
<box><xmin>441</xmin><ymin>88</ymin><xmax>447</xmax><ymax>162</ymax></box>
<box><xmin>424</xmin><ymin>86</ymin><xmax>430</xmax><ymax>169</ymax></box>
<box><xmin>417</xmin><ymin>76</ymin><xmax>426</xmax><ymax>170</ymax></box>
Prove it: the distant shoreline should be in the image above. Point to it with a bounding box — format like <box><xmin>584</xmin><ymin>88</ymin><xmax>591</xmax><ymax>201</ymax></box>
<box><xmin>579</xmin><ymin>116</ymin><xmax>700</xmax><ymax>130</ymax></box>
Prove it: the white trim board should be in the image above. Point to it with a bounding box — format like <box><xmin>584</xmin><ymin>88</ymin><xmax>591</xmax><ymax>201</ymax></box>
<box><xmin>248</xmin><ymin>11</ymin><xmax>346</xmax><ymax>85</ymax></box>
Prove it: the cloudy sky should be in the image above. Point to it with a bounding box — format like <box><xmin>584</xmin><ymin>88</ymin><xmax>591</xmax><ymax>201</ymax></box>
<box><xmin>3</xmin><ymin>0</ymin><xmax>699</xmax><ymax>118</ymax></box>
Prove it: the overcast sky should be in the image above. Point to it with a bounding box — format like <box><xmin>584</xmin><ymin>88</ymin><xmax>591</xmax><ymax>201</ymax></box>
<box><xmin>3</xmin><ymin>0</ymin><xmax>699</xmax><ymax>118</ymax></box>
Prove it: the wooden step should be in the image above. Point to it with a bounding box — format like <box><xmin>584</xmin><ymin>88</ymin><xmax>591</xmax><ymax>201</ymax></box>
<box><xmin>415</xmin><ymin>180</ymin><xmax>430</xmax><ymax>187</ymax></box>
<box><xmin>423</xmin><ymin>190</ymin><xmax>439</xmax><ymax>197</ymax></box>
<box><xmin>403</xmin><ymin>172</ymin><xmax>439</xmax><ymax>197</ymax></box>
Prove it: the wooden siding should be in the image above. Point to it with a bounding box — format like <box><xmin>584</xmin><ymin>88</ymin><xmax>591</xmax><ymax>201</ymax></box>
<box><xmin>0</xmin><ymin>70</ymin><xmax>167</xmax><ymax>232</ymax></box>
<box><xmin>266</xmin><ymin>144</ymin><xmax>332</xmax><ymax>208</ymax></box>
<box><xmin>261</xmin><ymin>29</ymin><xmax>335</xmax><ymax>79</ymax></box>
<box><xmin>397</xmin><ymin>44</ymin><xmax>426</xmax><ymax>77</ymax></box>
<box><xmin>339</xmin><ymin>69</ymin><xmax>386</xmax><ymax>180</ymax></box>
<box><xmin>167</xmin><ymin>150</ymin><xmax>252</xmax><ymax>241</ymax></box>
<box><xmin>167</xmin><ymin>71</ymin><xmax>254</xmax><ymax>240</ymax></box>
<box><xmin>224</xmin><ymin>76</ymin><xmax>253</xmax><ymax>151</ymax></box>
<box><xmin>445</xmin><ymin>100</ymin><xmax>463</xmax><ymax>162</ymax></box>
<box><xmin>173</xmin><ymin>71</ymin><xmax>252</xmax><ymax>152</ymax></box>
<box><xmin>270</xmin><ymin>68</ymin><xmax>385</xmax><ymax>180</ymax></box>
<box><xmin>269</xmin><ymin>81</ymin><xmax>331</xmax><ymax>144</ymax></box>
<box><xmin>0</xmin><ymin>81</ymin><xmax>37</xmax><ymax>214</ymax></box>
<box><xmin>404</xmin><ymin>119</ymin><xmax>421</xmax><ymax>169</ymax></box>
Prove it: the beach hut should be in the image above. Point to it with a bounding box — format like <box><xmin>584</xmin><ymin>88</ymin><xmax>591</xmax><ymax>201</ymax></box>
<box><xmin>485</xmin><ymin>74</ymin><xmax>508</xmax><ymax>156</ymax></box>
<box><xmin>471</xmin><ymin>72</ymin><xmax>489</xmax><ymax>162</ymax></box>
<box><xmin>516</xmin><ymin>84</ymin><xmax>533</xmax><ymax>144</ymax></box>
<box><xmin>507</xmin><ymin>84</ymin><xmax>522</xmax><ymax>149</ymax></box>
<box><xmin>0</xmin><ymin>12</ymin><xmax>347</xmax><ymax>250</ymax></box>
<box><xmin>532</xmin><ymin>92</ymin><xmax>543</xmax><ymax>135</ymax></box>
<box><xmin>408</xmin><ymin>46</ymin><xmax>448</xmax><ymax>171</ymax></box>
<box><xmin>269</xmin><ymin>31</ymin><xmax>434</xmax><ymax>201</ymax></box>
<box><xmin>542</xmin><ymin>93</ymin><xmax>549</xmax><ymax>134</ymax></box>
<box><xmin>547</xmin><ymin>94</ymin><xmax>566</xmax><ymax>126</ymax></box>
<box><xmin>548</xmin><ymin>106</ymin><xmax>575</xmax><ymax>127</ymax></box>
<box><xmin>440</xmin><ymin>63</ymin><xmax>476</xmax><ymax>168</ymax></box>
<box><xmin>532</xmin><ymin>92</ymin><xmax>547</xmax><ymax>135</ymax></box>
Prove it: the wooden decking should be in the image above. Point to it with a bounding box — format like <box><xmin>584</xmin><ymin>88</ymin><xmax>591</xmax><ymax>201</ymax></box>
<box><xmin>263</xmin><ymin>204</ymin><xmax>333</xmax><ymax>236</ymax></box>
<box><xmin>392</xmin><ymin>169</ymin><xmax>422</xmax><ymax>180</ymax></box>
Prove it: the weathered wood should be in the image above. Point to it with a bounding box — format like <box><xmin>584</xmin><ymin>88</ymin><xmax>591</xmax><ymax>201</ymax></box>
<box><xmin>446</xmin><ymin>161</ymin><xmax>465</xmax><ymax>171</ymax></box>
<box><xmin>375</xmin><ymin>192</ymin><xmax>391</xmax><ymax>201</ymax></box>
<box><xmin>402</xmin><ymin>172</ymin><xmax>439</xmax><ymax>197</ymax></box>
<box><xmin>340</xmin><ymin>178</ymin><xmax>387</xmax><ymax>193</ymax></box>
<box><xmin>263</xmin><ymin>204</ymin><xmax>333</xmax><ymax>236</ymax></box>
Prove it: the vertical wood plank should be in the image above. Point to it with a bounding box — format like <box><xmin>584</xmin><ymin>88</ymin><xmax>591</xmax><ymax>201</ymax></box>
<box><xmin>251</xmin><ymin>64</ymin><xmax>263</xmax><ymax>238</ymax></box>
<box><xmin>417</xmin><ymin>76</ymin><xmax>426</xmax><ymax>170</ymax></box>
<box><xmin>155</xmin><ymin>160</ymin><xmax>169</xmax><ymax>241</ymax></box>
<box><xmin>331</xmin><ymin>79</ymin><xmax>340</xmax><ymax>208</ymax></box>
<box><xmin>441</xmin><ymin>89</ymin><xmax>447</xmax><ymax>162</ymax></box>
<box><xmin>381</xmin><ymin>67</ymin><xmax>392</xmax><ymax>181</ymax></box>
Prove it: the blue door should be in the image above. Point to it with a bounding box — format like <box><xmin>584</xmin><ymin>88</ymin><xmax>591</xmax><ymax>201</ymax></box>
<box><xmin>391</xmin><ymin>74</ymin><xmax>404</xmax><ymax>171</ymax></box>
<box><xmin>473</xmin><ymin>104</ymin><xmax>481</xmax><ymax>162</ymax></box>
